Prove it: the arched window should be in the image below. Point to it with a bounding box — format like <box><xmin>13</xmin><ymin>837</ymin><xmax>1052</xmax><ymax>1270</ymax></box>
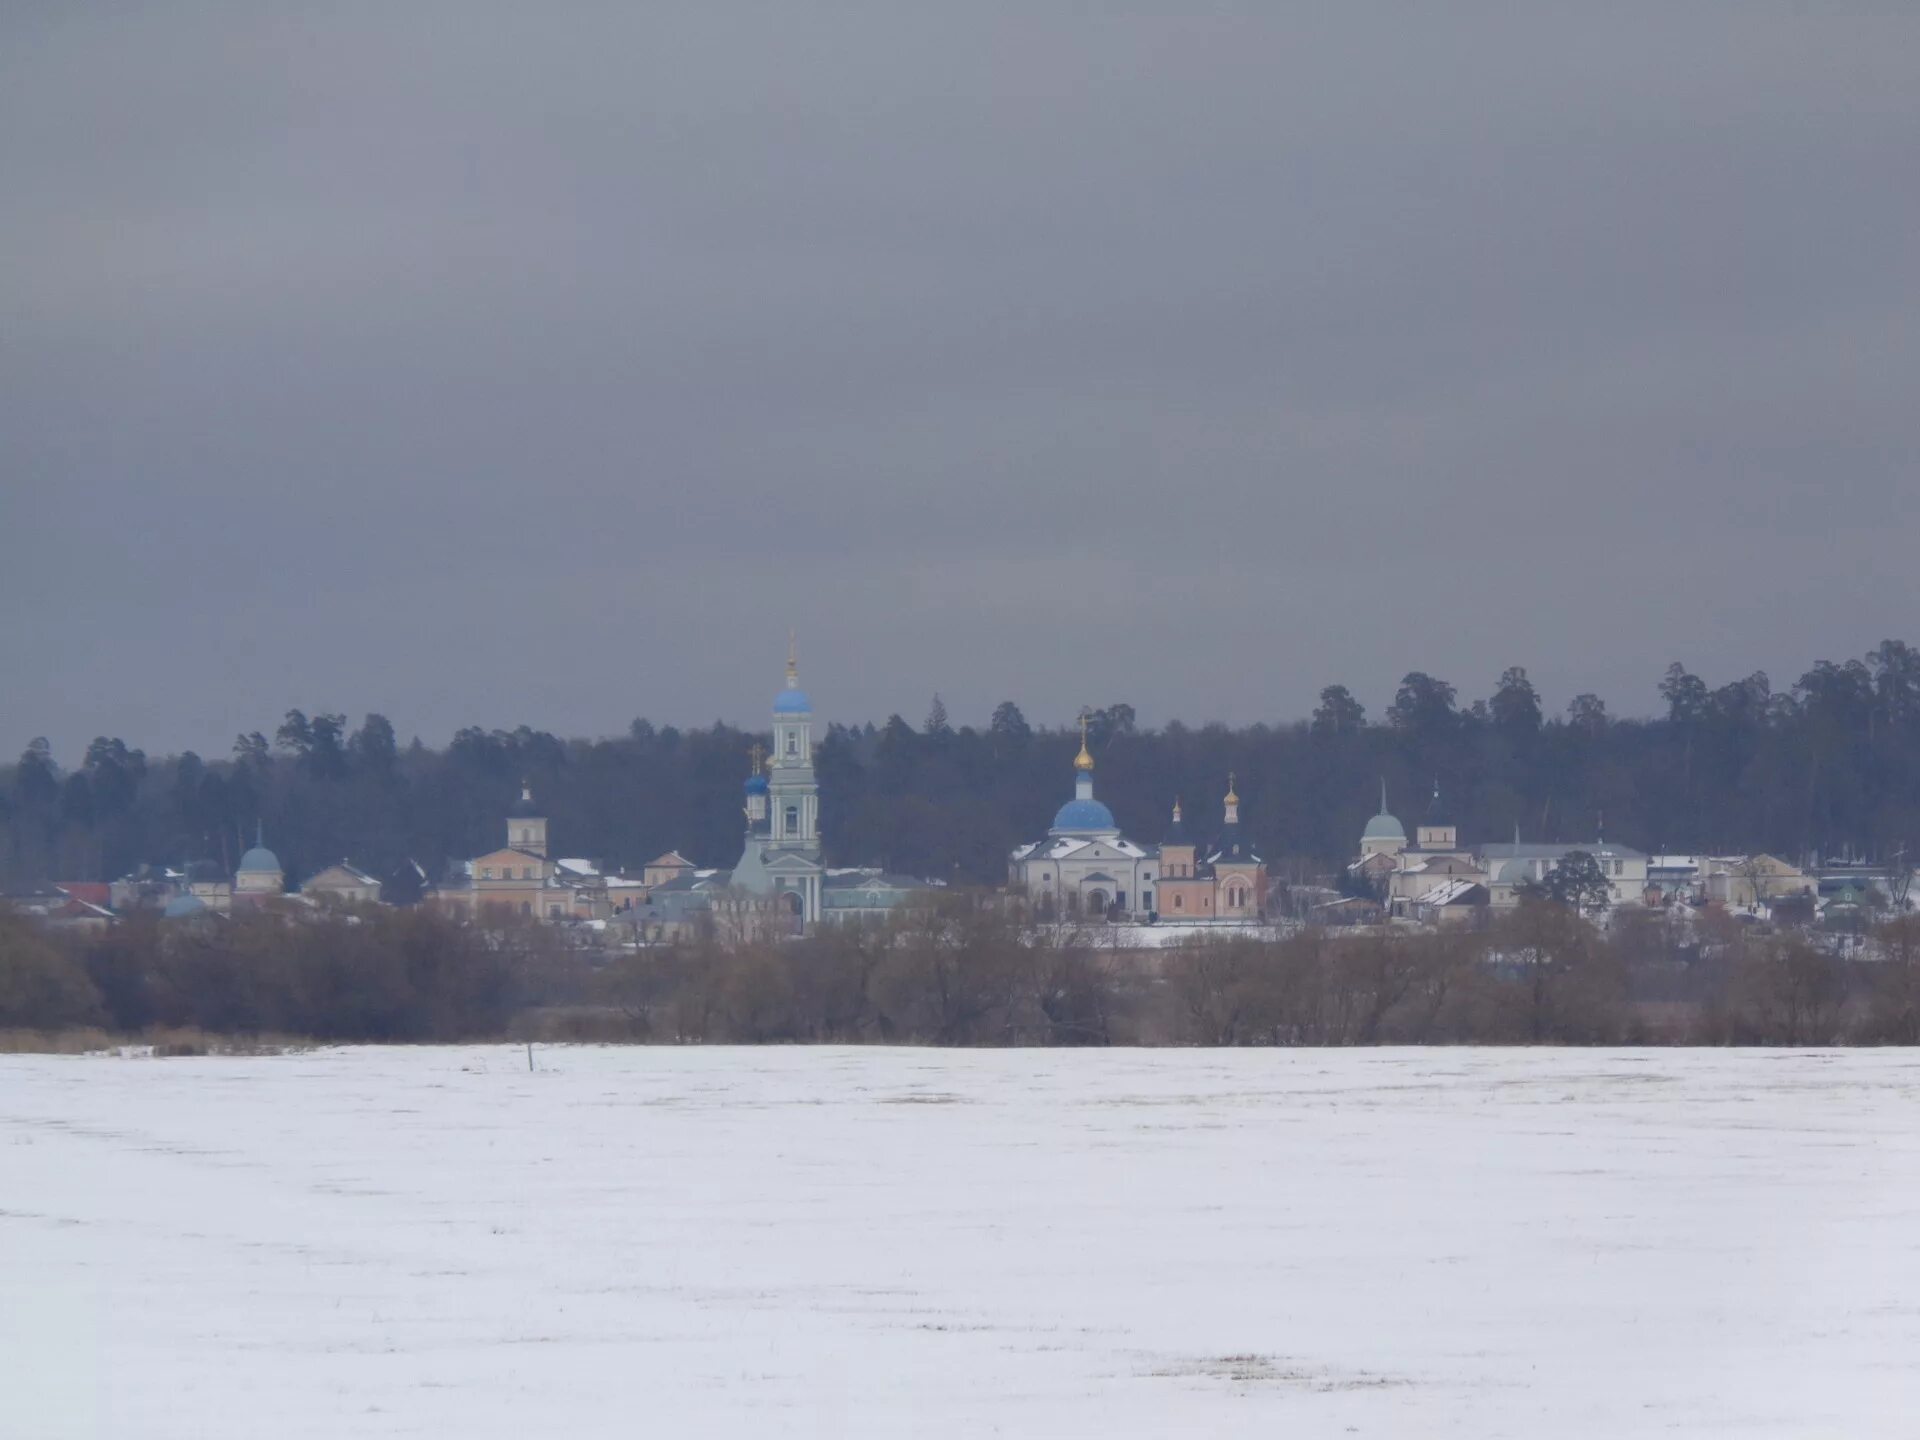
<box><xmin>785</xmin><ymin>805</ymin><xmax>799</xmax><ymax>834</ymax></box>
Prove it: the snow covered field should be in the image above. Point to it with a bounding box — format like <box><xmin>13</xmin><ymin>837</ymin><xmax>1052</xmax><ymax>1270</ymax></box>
<box><xmin>6</xmin><ymin>1047</ymin><xmax>1920</xmax><ymax>1437</ymax></box>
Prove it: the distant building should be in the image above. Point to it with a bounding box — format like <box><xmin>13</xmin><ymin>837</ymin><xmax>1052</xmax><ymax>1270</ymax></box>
<box><xmin>1478</xmin><ymin>840</ymin><xmax>1648</xmax><ymax>908</ymax></box>
<box><xmin>642</xmin><ymin>852</ymin><xmax>697</xmax><ymax>888</ymax></box>
<box><xmin>1357</xmin><ymin>783</ymin><xmax>1409</xmax><ymax>860</ymax></box>
<box><xmin>1349</xmin><ymin>782</ymin><xmax>1653</xmax><ymax>920</ymax></box>
<box><xmin>301</xmin><ymin>862</ymin><xmax>384</xmax><ymax>907</ymax></box>
<box><xmin>1</xmin><ymin>884</ymin><xmax>116</xmax><ymax>932</ymax></box>
<box><xmin>1009</xmin><ymin>724</ymin><xmax>1267</xmax><ymax>924</ymax></box>
<box><xmin>1009</xmin><ymin>721</ymin><xmax>1158</xmax><ymax>919</ymax></box>
<box><xmin>725</xmin><ymin>640</ymin><xmax>827</xmax><ymax>925</ymax></box>
<box><xmin>1699</xmin><ymin>854</ymin><xmax>1816</xmax><ymax>911</ymax></box>
<box><xmin>1312</xmin><ymin>895</ymin><xmax>1386</xmax><ymax>927</ymax></box>
<box><xmin>232</xmin><ymin>826</ymin><xmax>285</xmax><ymax>909</ymax></box>
<box><xmin>1410</xmin><ymin>879</ymin><xmax>1490</xmax><ymax>927</ymax></box>
<box><xmin>185</xmin><ymin>859</ymin><xmax>233</xmax><ymax>913</ymax></box>
<box><xmin>821</xmin><ymin>869</ymin><xmax>939</xmax><ymax>921</ymax></box>
<box><xmin>109</xmin><ymin>865</ymin><xmax>186</xmax><ymax>912</ymax></box>
<box><xmin>1152</xmin><ymin>779</ymin><xmax>1267</xmax><ymax>921</ymax></box>
<box><xmin>642</xmin><ymin>645</ymin><xmax>934</xmax><ymax>938</ymax></box>
<box><xmin>430</xmin><ymin>785</ymin><xmax>617</xmax><ymax>921</ymax></box>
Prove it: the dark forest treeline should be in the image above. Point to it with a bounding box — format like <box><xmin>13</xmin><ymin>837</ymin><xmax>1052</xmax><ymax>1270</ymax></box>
<box><xmin>5</xmin><ymin>642</ymin><xmax>1920</xmax><ymax>889</ymax></box>
<box><xmin>6</xmin><ymin>896</ymin><xmax>1920</xmax><ymax>1048</ymax></box>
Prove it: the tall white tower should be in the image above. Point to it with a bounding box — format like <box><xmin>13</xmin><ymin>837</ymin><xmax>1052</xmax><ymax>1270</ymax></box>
<box><xmin>732</xmin><ymin>634</ymin><xmax>825</xmax><ymax>923</ymax></box>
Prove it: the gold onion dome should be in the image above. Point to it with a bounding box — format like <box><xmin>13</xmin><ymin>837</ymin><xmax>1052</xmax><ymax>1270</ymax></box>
<box><xmin>1074</xmin><ymin>712</ymin><xmax>1095</xmax><ymax>770</ymax></box>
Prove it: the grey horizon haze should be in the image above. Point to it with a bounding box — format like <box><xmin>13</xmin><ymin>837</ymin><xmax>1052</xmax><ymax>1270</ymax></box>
<box><xmin>3</xmin><ymin>4</ymin><xmax>1917</xmax><ymax>760</ymax></box>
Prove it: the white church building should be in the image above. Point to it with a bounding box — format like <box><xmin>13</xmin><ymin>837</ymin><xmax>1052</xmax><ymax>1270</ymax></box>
<box><xmin>1008</xmin><ymin>722</ymin><xmax>1157</xmax><ymax>918</ymax></box>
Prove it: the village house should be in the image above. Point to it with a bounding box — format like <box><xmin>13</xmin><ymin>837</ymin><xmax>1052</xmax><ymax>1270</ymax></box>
<box><xmin>300</xmin><ymin>862</ymin><xmax>384</xmax><ymax>907</ymax></box>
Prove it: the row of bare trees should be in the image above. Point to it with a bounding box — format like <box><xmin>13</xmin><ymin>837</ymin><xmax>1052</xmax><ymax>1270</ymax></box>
<box><xmin>0</xmin><ymin>903</ymin><xmax>575</xmax><ymax>1042</ymax></box>
<box><xmin>7</xmin><ymin>893</ymin><xmax>1920</xmax><ymax>1046</ymax></box>
<box><xmin>1159</xmin><ymin>905</ymin><xmax>1920</xmax><ymax>1047</ymax></box>
<box><xmin>584</xmin><ymin>899</ymin><xmax>1125</xmax><ymax>1045</ymax></box>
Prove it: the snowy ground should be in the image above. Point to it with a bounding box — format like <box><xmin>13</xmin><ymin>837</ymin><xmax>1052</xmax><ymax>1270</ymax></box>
<box><xmin>6</xmin><ymin>1047</ymin><xmax>1920</xmax><ymax>1437</ymax></box>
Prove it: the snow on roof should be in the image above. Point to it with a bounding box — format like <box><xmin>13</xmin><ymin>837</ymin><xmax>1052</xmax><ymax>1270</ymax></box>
<box><xmin>308</xmin><ymin>862</ymin><xmax>380</xmax><ymax>886</ymax></box>
<box><xmin>555</xmin><ymin>858</ymin><xmax>602</xmax><ymax>877</ymax></box>
<box><xmin>1481</xmin><ymin>841</ymin><xmax>1647</xmax><ymax>861</ymax></box>
<box><xmin>1088</xmin><ymin>921</ymin><xmax>1289</xmax><ymax>948</ymax></box>
<box><xmin>1415</xmin><ymin>879</ymin><xmax>1485</xmax><ymax>907</ymax></box>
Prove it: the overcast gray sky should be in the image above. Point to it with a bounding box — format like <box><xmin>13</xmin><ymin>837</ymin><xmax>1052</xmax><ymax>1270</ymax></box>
<box><xmin>4</xmin><ymin>3</ymin><xmax>1917</xmax><ymax>759</ymax></box>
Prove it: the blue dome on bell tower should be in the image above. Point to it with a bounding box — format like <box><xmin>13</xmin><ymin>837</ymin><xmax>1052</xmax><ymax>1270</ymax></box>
<box><xmin>773</xmin><ymin>632</ymin><xmax>811</xmax><ymax>713</ymax></box>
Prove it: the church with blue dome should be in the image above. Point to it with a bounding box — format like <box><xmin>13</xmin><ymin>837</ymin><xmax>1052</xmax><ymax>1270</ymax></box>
<box><xmin>1007</xmin><ymin>717</ymin><xmax>1160</xmax><ymax>919</ymax></box>
<box><xmin>725</xmin><ymin>636</ymin><xmax>827</xmax><ymax>923</ymax></box>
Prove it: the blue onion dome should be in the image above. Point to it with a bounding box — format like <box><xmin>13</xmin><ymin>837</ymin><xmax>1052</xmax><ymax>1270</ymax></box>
<box><xmin>237</xmin><ymin>844</ymin><xmax>281</xmax><ymax>874</ymax></box>
<box><xmin>162</xmin><ymin>893</ymin><xmax>207</xmax><ymax>919</ymax></box>
<box><xmin>745</xmin><ymin>772</ymin><xmax>769</xmax><ymax>795</ymax></box>
<box><xmin>1052</xmin><ymin>797</ymin><xmax>1117</xmax><ymax>832</ymax></box>
<box><xmin>774</xmin><ymin>637</ymin><xmax>811</xmax><ymax>713</ymax></box>
<box><xmin>508</xmin><ymin>782</ymin><xmax>542</xmax><ymax>818</ymax></box>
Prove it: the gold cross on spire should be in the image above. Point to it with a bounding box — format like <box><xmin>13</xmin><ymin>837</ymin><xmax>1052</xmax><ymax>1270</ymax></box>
<box><xmin>786</xmin><ymin>629</ymin><xmax>798</xmax><ymax>686</ymax></box>
<box><xmin>1074</xmin><ymin>710</ymin><xmax>1095</xmax><ymax>771</ymax></box>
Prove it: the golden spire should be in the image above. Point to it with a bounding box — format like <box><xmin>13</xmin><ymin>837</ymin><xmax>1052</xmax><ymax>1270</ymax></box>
<box><xmin>1074</xmin><ymin>711</ymin><xmax>1095</xmax><ymax>771</ymax></box>
<box><xmin>1172</xmin><ymin>796</ymin><xmax>1182</xmax><ymax>822</ymax></box>
<box><xmin>1225</xmin><ymin>771</ymin><xmax>1239</xmax><ymax>804</ymax></box>
<box><xmin>786</xmin><ymin>629</ymin><xmax>799</xmax><ymax>687</ymax></box>
<box><xmin>749</xmin><ymin>742</ymin><xmax>764</xmax><ymax>774</ymax></box>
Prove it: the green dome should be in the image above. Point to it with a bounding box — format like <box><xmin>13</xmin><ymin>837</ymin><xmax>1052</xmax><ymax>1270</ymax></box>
<box><xmin>238</xmin><ymin>845</ymin><xmax>281</xmax><ymax>874</ymax></box>
<box><xmin>1362</xmin><ymin>812</ymin><xmax>1406</xmax><ymax>842</ymax></box>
